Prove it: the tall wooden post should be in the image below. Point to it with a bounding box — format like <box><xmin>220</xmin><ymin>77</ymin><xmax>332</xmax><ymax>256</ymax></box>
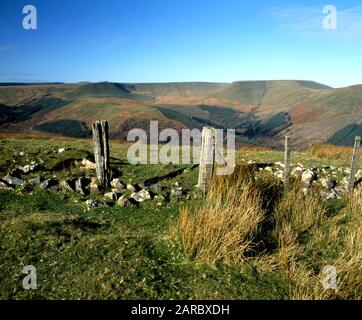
<box><xmin>197</xmin><ymin>127</ymin><xmax>216</xmax><ymax>193</ymax></box>
<box><xmin>348</xmin><ymin>136</ymin><xmax>361</xmax><ymax>192</ymax></box>
<box><xmin>283</xmin><ymin>135</ymin><xmax>291</xmax><ymax>187</ymax></box>
<box><xmin>92</xmin><ymin>120</ymin><xmax>110</xmax><ymax>190</ymax></box>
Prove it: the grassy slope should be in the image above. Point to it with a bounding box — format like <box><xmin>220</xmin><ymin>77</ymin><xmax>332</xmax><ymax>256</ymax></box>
<box><xmin>0</xmin><ymin>81</ymin><xmax>362</xmax><ymax>147</ymax></box>
<box><xmin>0</xmin><ymin>138</ymin><xmax>360</xmax><ymax>299</ymax></box>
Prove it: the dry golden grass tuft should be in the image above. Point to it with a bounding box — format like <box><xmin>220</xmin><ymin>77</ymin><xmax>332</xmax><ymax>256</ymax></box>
<box><xmin>0</xmin><ymin>131</ymin><xmax>88</xmax><ymax>142</ymax></box>
<box><xmin>172</xmin><ymin>166</ymin><xmax>362</xmax><ymax>300</ymax></box>
<box><xmin>172</xmin><ymin>165</ymin><xmax>265</xmax><ymax>265</ymax></box>
<box><xmin>271</xmin><ymin>186</ymin><xmax>362</xmax><ymax>300</ymax></box>
<box><xmin>308</xmin><ymin>144</ymin><xmax>361</xmax><ymax>161</ymax></box>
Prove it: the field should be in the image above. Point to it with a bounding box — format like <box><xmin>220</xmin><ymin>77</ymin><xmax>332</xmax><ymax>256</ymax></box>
<box><xmin>0</xmin><ymin>136</ymin><xmax>361</xmax><ymax>300</ymax></box>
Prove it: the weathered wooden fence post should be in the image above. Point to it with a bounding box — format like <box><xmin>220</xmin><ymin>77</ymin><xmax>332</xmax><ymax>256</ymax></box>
<box><xmin>348</xmin><ymin>136</ymin><xmax>361</xmax><ymax>192</ymax></box>
<box><xmin>92</xmin><ymin>120</ymin><xmax>110</xmax><ymax>190</ymax></box>
<box><xmin>197</xmin><ymin>127</ymin><xmax>216</xmax><ymax>193</ymax></box>
<box><xmin>283</xmin><ymin>135</ymin><xmax>291</xmax><ymax>187</ymax></box>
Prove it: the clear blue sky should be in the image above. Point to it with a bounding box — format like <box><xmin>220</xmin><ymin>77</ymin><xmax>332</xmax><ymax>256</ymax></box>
<box><xmin>0</xmin><ymin>0</ymin><xmax>362</xmax><ymax>87</ymax></box>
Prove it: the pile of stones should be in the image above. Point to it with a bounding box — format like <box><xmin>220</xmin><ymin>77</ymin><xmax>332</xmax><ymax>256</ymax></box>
<box><xmin>257</xmin><ymin>161</ymin><xmax>362</xmax><ymax>200</ymax></box>
<box><xmin>0</xmin><ymin>157</ymin><xmax>188</xmax><ymax>210</ymax></box>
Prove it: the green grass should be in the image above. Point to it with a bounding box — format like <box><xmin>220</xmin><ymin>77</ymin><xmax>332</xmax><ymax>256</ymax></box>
<box><xmin>0</xmin><ymin>137</ymin><xmax>359</xmax><ymax>300</ymax></box>
<box><xmin>34</xmin><ymin>120</ymin><xmax>92</xmax><ymax>138</ymax></box>
<box><xmin>0</xmin><ymin>186</ymin><xmax>289</xmax><ymax>300</ymax></box>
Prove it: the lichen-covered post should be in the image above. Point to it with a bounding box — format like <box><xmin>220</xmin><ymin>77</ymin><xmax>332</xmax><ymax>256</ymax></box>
<box><xmin>283</xmin><ymin>135</ymin><xmax>291</xmax><ymax>187</ymax></box>
<box><xmin>92</xmin><ymin>120</ymin><xmax>110</xmax><ymax>190</ymax></box>
<box><xmin>197</xmin><ymin>127</ymin><xmax>216</xmax><ymax>193</ymax></box>
<box><xmin>348</xmin><ymin>136</ymin><xmax>361</xmax><ymax>192</ymax></box>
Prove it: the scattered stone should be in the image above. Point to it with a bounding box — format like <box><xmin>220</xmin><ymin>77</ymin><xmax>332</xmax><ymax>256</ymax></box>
<box><xmin>117</xmin><ymin>196</ymin><xmax>132</xmax><ymax>207</ymax></box>
<box><xmin>127</xmin><ymin>184</ymin><xmax>136</xmax><ymax>193</ymax></box>
<box><xmin>49</xmin><ymin>184</ymin><xmax>59</xmax><ymax>192</ymax></box>
<box><xmin>171</xmin><ymin>186</ymin><xmax>183</xmax><ymax>198</ymax></box>
<box><xmin>111</xmin><ymin>178</ymin><xmax>125</xmax><ymax>191</ymax></box>
<box><xmin>2</xmin><ymin>174</ymin><xmax>24</xmax><ymax>186</ymax></box>
<box><xmin>291</xmin><ymin>166</ymin><xmax>303</xmax><ymax>178</ymax></box>
<box><xmin>19</xmin><ymin>164</ymin><xmax>37</xmax><ymax>173</ymax></box>
<box><xmin>104</xmin><ymin>191</ymin><xmax>120</xmax><ymax>201</ymax></box>
<box><xmin>274</xmin><ymin>170</ymin><xmax>284</xmax><ymax>180</ymax></box>
<box><xmin>340</xmin><ymin>177</ymin><xmax>349</xmax><ymax>187</ymax></box>
<box><xmin>60</xmin><ymin>179</ymin><xmax>75</xmax><ymax>192</ymax></box>
<box><xmin>28</xmin><ymin>177</ymin><xmax>41</xmax><ymax>185</ymax></box>
<box><xmin>85</xmin><ymin>199</ymin><xmax>108</xmax><ymax>210</ymax></box>
<box><xmin>81</xmin><ymin>159</ymin><xmax>96</xmax><ymax>170</ymax></box>
<box><xmin>131</xmin><ymin>189</ymin><xmax>151</xmax><ymax>202</ymax></box>
<box><xmin>58</xmin><ymin>148</ymin><xmax>67</xmax><ymax>153</ymax></box>
<box><xmin>0</xmin><ymin>180</ymin><xmax>13</xmax><ymax>190</ymax></box>
<box><xmin>320</xmin><ymin>190</ymin><xmax>339</xmax><ymax>201</ymax></box>
<box><xmin>89</xmin><ymin>178</ymin><xmax>100</xmax><ymax>194</ymax></box>
<box><xmin>150</xmin><ymin>183</ymin><xmax>162</xmax><ymax>194</ymax></box>
<box><xmin>75</xmin><ymin>177</ymin><xmax>88</xmax><ymax>195</ymax></box>
<box><xmin>356</xmin><ymin>169</ymin><xmax>362</xmax><ymax>180</ymax></box>
<box><xmin>40</xmin><ymin>179</ymin><xmax>50</xmax><ymax>190</ymax></box>
<box><xmin>154</xmin><ymin>194</ymin><xmax>165</xmax><ymax>205</ymax></box>
<box><xmin>301</xmin><ymin>169</ymin><xmax>317</xmax><ymax>187</ymax></box>
<box><xmin>320</xmin><ymin>177</ymin><xmax>337</xmax><ymax>189</ymax></box>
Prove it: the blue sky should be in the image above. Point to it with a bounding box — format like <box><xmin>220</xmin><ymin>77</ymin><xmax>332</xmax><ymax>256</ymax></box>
<box><xmin>0</xmin><ymin>0</ymin><xmax>362</xmax><ymax>87</ymax></box>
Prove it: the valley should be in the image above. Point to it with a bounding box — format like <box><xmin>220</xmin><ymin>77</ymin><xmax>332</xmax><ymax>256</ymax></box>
<box><xmin>1</xmin><ymin>80</ymin><xmax>362</xmax><ymax>149</ymax></box>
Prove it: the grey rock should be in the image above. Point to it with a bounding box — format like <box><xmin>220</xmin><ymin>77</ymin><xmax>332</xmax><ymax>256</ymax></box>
<box><xmin>127</xmin><ymin>184</ymin><xmax>136</xmax><ymax>193</ymax></box>
<box><xmin>0</xmin><ymin>180</ymin><xmax>13</xmax><ymax>190</ymax></box>
<box><xmin>29</xmin><ymin>177</ymin><xmax>41</xmax><ymax>185</ymax></box>
<box><xmin>154</xmin><ymin>194</ymin><xmax>165</xmax><ymax>205</ymax></box>
<box><xmin>60</xmin><ymin>179</ymin><xmax>75</xmax><ymax>192</ymax></box>
<box><xmin>89</xmin><ymin>178</ymin><xmax>100</xmax><ymax>194</ymax></box>
<box><xmin>49</xmin><ymin>184</ymin><xmax>59</xmax><ymax>192</ymax></box>
<box><xmin>104</xmin><ymin>191</ymin><xmax>120</xmax><ymax>201</ymax></box>
<box><xmin>19</xmin><ymin>164</ymin><xmax>37</xmax><ymax>173</ymax></box>
<box><xmin>75</xmin><ymin>177</ymin><xmax>88</xmax><ymax>195</ymax></box>
<box><xmin>356</xmin><ymin>169</ymin><xmax>362</xmax><ymax>180</ymax></box>
<box><xmin>320</xmin><ymin>177</ymin><xmax>337</xmax><ymax>189</ymax></box>
<box><xmin>117</xmin><ymin>196</ymin><xmax>132</xmax><ymax>207</ymax></box>
<box><xmin>110</xmin><ymin>178</ymin><xmax>125</xmax><ymax>191</ymax></box>
<box><xmin>150</xmin><ymin>183</ymin><xmax>162</xmax><ymax>194</ymax></box>
<box><xmin>81</xmin><ymin>159</ymin><xmax>96</xmax><ymax>170</ymax></box>
<box><xmin>171</xmin><ymin>186</ymin><xmax>183</xmax><ymax>197</ymax></box>
<box><xmin>320</xmin><ymin>190</ymin><xmax>339</xmax><ymax>201</ymax></box>
<box><xmin>131</xmin><ymin>189</ymin><xmax>151</xmax><ymax>202</ymax></box>
<box><xmin>301</xmin><ymin>170</ymin><xmax>317</xmax><ymax>187</ymax></box>
<box><xmin>40</xmin><ymin>179</ymin><xmax>50</xmax><ymax>190</ymax></box>
<box><xmin>291</xmin><ymin>166</ymin><xmax>303</xmax><ymax>178</ymax></box>
<box><xmin>85</xmin><ymin>199</ymin><xmax>108</xmax><ymax>210</ymax></box>
<box><xmin>3</xmin><ymin>174</ymin><xmax>24</xmax><ymax>186</ymax></box>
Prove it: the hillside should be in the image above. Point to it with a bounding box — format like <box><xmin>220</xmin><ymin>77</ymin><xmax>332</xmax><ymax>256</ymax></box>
<box><xmin>0</xmin><ymin>80</ymin><xmax>361</xmax><ymax>149</ymax></box>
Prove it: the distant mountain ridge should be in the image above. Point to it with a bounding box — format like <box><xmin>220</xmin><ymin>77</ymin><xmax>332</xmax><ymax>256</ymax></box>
<box><xmin>0</xmin><ymin>80</ymin><xmax>361</xmax><ymax>149</ymax></box>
